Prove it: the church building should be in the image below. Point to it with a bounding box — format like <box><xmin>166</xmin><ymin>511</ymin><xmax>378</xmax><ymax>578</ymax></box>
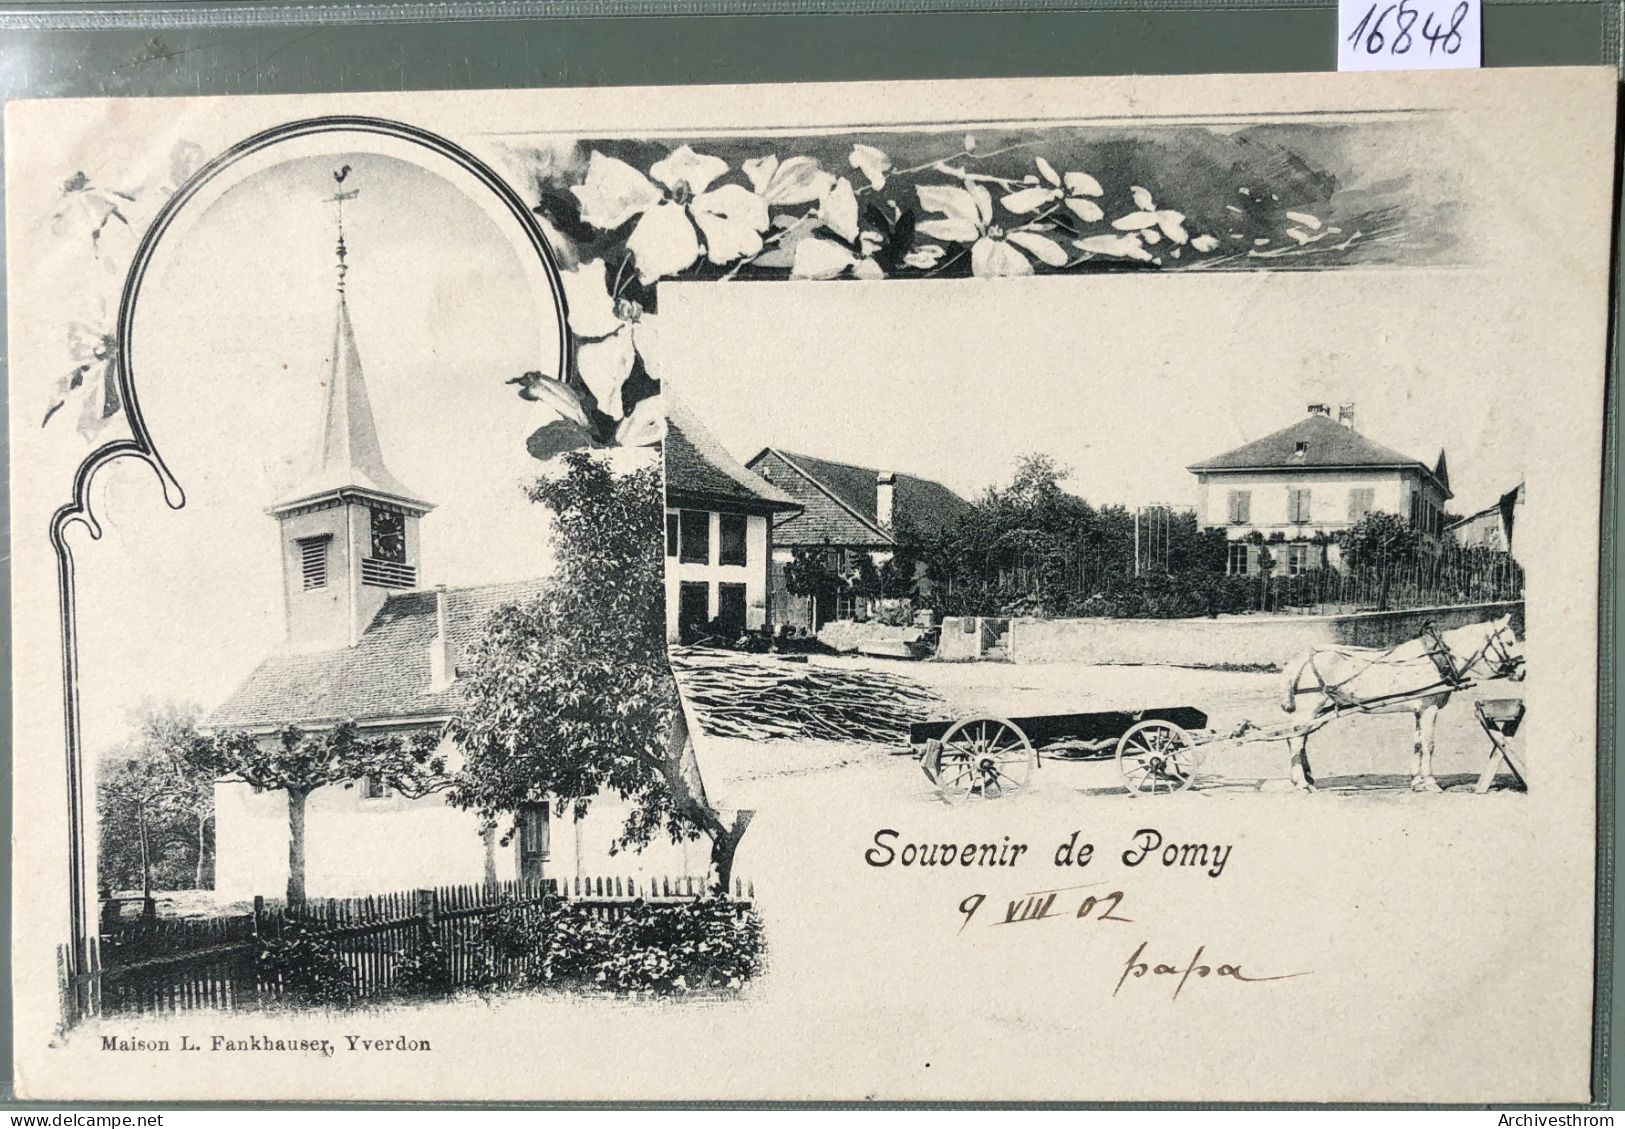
<box><xmin>206</xmin><ymin>188</ymin><xmax>704</xmax><ymax>901</ymax></box>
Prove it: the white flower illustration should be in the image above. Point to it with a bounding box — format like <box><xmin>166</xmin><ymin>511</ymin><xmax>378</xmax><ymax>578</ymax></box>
<box><xmin>571</xmin><ymin>146</ymin><xmax>770</xmax><ymax>282</ymax></box>
<box><xmin>559</xmin><ymin>258</ymin><xmax>659</xmax><ymax>420</ymax></box>
<box><xmin>1111</xmin><ymin>185</ymin><xmax>1190</xmax><ymax>244</ymax></box>
<box><xmin>915</xmin><ymin>182</ymin><xmax>1067</xmax><ymax>277</ymax></box>
<box><xmin>1000</xmin><ymin>158</ymin><xmax>1106</xmax><ymax>224</ymax></box>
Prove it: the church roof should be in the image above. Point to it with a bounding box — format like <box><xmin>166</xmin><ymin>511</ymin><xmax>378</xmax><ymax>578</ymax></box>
<box><xmin>270</xmin><ymin>294</ymin><xmax>431</xmax><ymax>514</ymax></box>
<box><xmin>747</xmin><ymin>448</ymin><xmax>974</xmax><ymax>548</ymax></box>
<box><xmin>664</xmin><ymin>400</ymin><xmax>801</xmax><ymax>515</ymax></box>
<box><xmin>205</xmin><ymin>577</ymin><xmax>547</xmax><ymax>732</ymax></box>
<box><xmin>1187</xmin><ymin>413</ymin><xmax>1452</xmax><ymax>498</ymax></box>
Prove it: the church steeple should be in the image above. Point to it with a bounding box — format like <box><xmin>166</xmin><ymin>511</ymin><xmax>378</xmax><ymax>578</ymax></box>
<box><xmin>270</xmin><ymin>174</ymin><xmax>430</xmax><ymax>516</ymax></box>
<box><xmin>269</xmin><ymin>171</ymin><xmax>434</xmax><ymax>652</ymax></box>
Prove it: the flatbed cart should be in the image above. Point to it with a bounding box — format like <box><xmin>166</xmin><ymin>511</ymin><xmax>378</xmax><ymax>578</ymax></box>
<box><xmin>909</xmin><ymin>708</ymin><xmax>1208</xmax><ymax>800</ymax></box>
<box><xmin>912</xmin><ymin>694</ymin><xmax>1480</xmax><ymax>799</ymax></box>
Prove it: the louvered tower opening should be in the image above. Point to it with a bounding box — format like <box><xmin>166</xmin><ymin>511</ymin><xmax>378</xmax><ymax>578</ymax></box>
<box><xmin>298</xmin><ymin>536</ymin><xmax>330</xmax><ymax>590</ymax></box>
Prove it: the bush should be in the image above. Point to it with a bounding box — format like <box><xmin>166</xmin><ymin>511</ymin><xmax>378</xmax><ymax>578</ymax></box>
<box><xmin>392</xmin><ymin>923</ymin><xmax>495</xmax><ymax>997</ymax></box>
<box><xmin>505</xmin><ymin>896</ymin><xmax>764</xmax><ymax>996</ymax></box>
<box><xmin>257</xmin><ymin>920</ymin><xmax>356</xmax><ymax>1006</ymax></box>
<box><xmin>1064</xmin><ymin>571</ymin><xmax>1258</xmax><ymax>619</ymax></box>
<box><xmin>259</xmin><ymin>897</ymin><xmax>765</xmax><ymax>1006</ymax></box>
<box><xmin>598</xmin><ymin>896</ymin><xmax>765</xmax><ymax>994</ymax></box>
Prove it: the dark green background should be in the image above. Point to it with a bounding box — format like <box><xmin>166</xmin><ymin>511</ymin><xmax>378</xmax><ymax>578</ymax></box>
<box><xmin>0</xmin><ymin>0</ymin><xmax>1616</xmax><ymax>1109</ymax></box>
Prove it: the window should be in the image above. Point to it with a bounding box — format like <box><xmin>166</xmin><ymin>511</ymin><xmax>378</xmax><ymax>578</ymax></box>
<box><xmin>297</xmin><ymin>535</ymin><xmax>329</xmax><ymax>590</ymax></box>
<box><xmin>1226</xmin><ymin>490</ymin><xmax>1251</xmax><ymax>524</ymax></box>
<box><xmin>1288</xmin><ymin>488</ymin><xmax>1312</xmax><ymax>524</ymax></box>
<box><xmin>678</xmin><ymin>510</ymin><xmax>710</xmax><ymax>565</ymax></box>
<box><xmin>361</xmin><ymin>776</ymin><xmax>388</xmax><ymax>800</ymax></box>
<box><xmin>1287</xmin><ymin>544</ymin><xmax>1314</xmax><ymax>576</ymax></box>
<box><xmin>1294</xmin><ymin>441</ymin><xmax>1309</xmax><ymax>457</ymax></box>
<box><xmin>1348</xmin><ymin>488</ymin><xmax>1375</xmax><ymax>521</ymax></box>
<box><xmin>1227</xmin><ymin>543</ymin><xmax>1251</xmax><ymax>575</ymax></box>
<box><xmin>719</xmin><ymin>514</ymin><xmax>748</xmax><ymax>566</ymax></box>
<box><xmin>370</xmin><ymin>507</ymin><xmax>406</xmax><ymax>563</ymax></box>
<box><xmin>665</xmin><ymin>513</ymin><xmax>678</xmax><ymax>558</ymax></box>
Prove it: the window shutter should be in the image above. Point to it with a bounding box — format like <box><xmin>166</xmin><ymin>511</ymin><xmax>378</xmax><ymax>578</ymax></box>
<box><xmin>298</xmin><ymin>536</ymin><xmax>329</xmax><ymax>590</ymax></box>
<box><xmin>1229</xmin><ymin>490</ymin><xmax>1251</xmax><ymax>524</ymax></box>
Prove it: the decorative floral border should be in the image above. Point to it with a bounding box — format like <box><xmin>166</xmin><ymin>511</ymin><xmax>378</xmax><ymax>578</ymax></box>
<box><xmin>45</xmin><ymin>119</ymin><xmax>1449</xmax><ymax>466</ymax></box>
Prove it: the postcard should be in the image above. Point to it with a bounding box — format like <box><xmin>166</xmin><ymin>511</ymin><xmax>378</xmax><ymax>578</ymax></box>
<box><xmin>5</xmin><ymin>67</ymin><xmax>1614</xmax><ymax>1103</ymax></box>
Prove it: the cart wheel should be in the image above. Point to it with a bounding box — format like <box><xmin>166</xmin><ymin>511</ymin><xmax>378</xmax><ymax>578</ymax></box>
<box><xmin>1116</xmin><ymin>719</ymin><xmax>1198</xmax><ymax>796</ymax></box>
<box><xmin>935</xmin><ymin>716</ymin><xmax>1037</xmax><ymax>800</ymax></box>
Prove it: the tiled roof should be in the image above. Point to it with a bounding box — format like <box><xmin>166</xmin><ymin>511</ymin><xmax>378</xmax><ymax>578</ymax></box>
<box><xmin>205</xmin><ymin>577</ymin><xmax>549</xmax><ymax>731</ymax></box>
<box><xmin>664</xmin><ymin>400</ymin><xmax>801</xmax><ymax>514</ymax></box>
<box><xmin>1187</xmin><ymin>414</ymin><xmax>1451</xmax><ymax>497</ymax></box>
<box><xmin>747</xmin><ymin>449</ymin><xmax>975</xmax><ymax>547</ymax></box>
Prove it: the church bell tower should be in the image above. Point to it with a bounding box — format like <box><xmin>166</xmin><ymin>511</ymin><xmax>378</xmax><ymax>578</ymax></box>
<box><xmin>267</xmin><ymin>170</ymin><xmax>434</xmax><ymax>652</ymax></box>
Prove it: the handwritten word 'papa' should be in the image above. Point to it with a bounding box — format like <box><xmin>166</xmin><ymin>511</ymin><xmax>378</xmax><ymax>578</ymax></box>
<box><xmin>863</xmin><ymin>828</ymin><xmax>1234</xmax><ymax>879</ymax></box>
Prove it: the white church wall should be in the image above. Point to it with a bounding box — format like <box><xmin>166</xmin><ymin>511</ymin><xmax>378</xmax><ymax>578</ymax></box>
<box><xmin>213</xmin><ymin>779</ymin><xmax>713</xmax><ymax>904</ymax></box>
<box><xmin>213</xmin><ymin>777</ymin><xmax>508</xmax><ymax>902</ymax></box>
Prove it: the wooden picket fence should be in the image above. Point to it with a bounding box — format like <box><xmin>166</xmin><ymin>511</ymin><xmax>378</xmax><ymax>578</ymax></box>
<box><xmin>60</xmin><ymin>874</ymin><xmax>753</xmax><ymax>1027</ymax></box>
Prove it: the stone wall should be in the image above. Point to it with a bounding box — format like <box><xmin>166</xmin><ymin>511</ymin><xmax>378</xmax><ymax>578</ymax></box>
<box><xmin>1003</xmin><ymin>601</ymin><xmax>1523</xmax><ymax>667</ymax></box>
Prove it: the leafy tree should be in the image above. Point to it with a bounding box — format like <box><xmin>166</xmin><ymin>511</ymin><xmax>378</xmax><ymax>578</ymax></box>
<box><xmin>97</xmin><ymin>702</ymin><xmax>215</xmax><ymax>896</ymax></box>
<box><xmin>448</xmin><ymin>451</ymin><xmax>753</xmax><ymax>893</ymax></box>
<box><xmin>189</xmin><ymin>723</ymin><xmax>447</xmax><ymax>905</ymax></box>
<box><xmin>1337</xmin><ymin>510</ymin><xmax>1418</xmax><ymax>610</ymax></box>
<box><xmin>782</xmin><ymin>543</ymin><xmax>846</xmax><ymax>627</ymax></box>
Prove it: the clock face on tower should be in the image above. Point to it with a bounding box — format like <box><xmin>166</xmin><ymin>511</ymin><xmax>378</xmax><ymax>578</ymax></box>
<box><xmin>370</xmin><ymin>507</ymin><xmax>406</xmax><ymax>563</ymax></box>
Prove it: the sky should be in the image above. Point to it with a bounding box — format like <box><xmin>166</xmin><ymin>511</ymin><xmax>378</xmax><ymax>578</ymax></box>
<box><xmin>71</xmin><ymin>152</ymin><xmax>567</xmax><ymax>755</ymax></box>
<box><xmin>656</xmin><ymin>269</ymin><xmax>1529</xmax><ymax>516</ymax></box>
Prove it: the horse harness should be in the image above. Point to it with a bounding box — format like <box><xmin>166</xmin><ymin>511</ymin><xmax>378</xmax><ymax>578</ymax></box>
<box><xmin>1303</xmin><ymin>621</ymin><xmax>1515</xmax><ymax>712</ymax></box>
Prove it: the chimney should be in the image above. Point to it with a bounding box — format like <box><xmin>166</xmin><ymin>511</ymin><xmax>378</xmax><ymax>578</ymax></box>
<box><xmin>875</xmin><ymin>470</ymin><xmax>896</xmax><ymax>529</ymax></box>
<box><xmin>428</xmin><ymin>584</ymin><xmax>453</xmax><ymax>692</ymax></box>
<box><xmin>1338</xmin><ymin>402</ymin><xmax>1356</xmax><ymax>429</ymax></box>
<box><xmin>1307</xmin><ymin>403</ymin><xmax>1331</xmax><ymax>418</ymax></box>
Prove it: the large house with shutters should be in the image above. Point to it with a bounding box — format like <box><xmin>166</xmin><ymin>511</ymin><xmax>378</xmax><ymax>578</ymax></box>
<box><xmin>662</xmin><ymin>401</ymin><xmax>803</xmax><ymax>643</ymax></box>
<box><xmin>1187</xmin><ymin>403</ymin><xmax>1453</xmax><ymax>576</ymax></box>
<box><xmin>206</xmin><ymin>237</ymin><xmax>704</xmax><ymax>901</ymax></box>
<box><xmin>744</xmin><ymin>449</ymin><xmax>974</xmax><ymax>628</ymax></box>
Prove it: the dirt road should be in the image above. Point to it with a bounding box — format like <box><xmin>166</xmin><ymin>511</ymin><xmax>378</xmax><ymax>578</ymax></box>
<box><xmin>693</xmin><ymin>655</ymin><xmax>1525</xmax><ymax>804</ymax></box>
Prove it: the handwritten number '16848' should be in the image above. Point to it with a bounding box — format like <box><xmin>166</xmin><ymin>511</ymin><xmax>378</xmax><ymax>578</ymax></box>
<box><xmin>1347</xmin><ymin>0</ymin><xmax>1468</xmax><ymax>55</ymax></box>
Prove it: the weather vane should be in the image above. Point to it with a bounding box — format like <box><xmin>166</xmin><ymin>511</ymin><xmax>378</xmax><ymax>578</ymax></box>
<box><xmin>325</xmin><ymin>164</ymin><xmax>357</xmax><ymax>294</ymax></box>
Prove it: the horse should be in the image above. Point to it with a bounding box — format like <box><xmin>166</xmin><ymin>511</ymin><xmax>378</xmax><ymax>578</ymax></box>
<box><xmin>1277</xmin><ymin>615</ymin><xmax>1524</xmax><ymax>793</ymax></box>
